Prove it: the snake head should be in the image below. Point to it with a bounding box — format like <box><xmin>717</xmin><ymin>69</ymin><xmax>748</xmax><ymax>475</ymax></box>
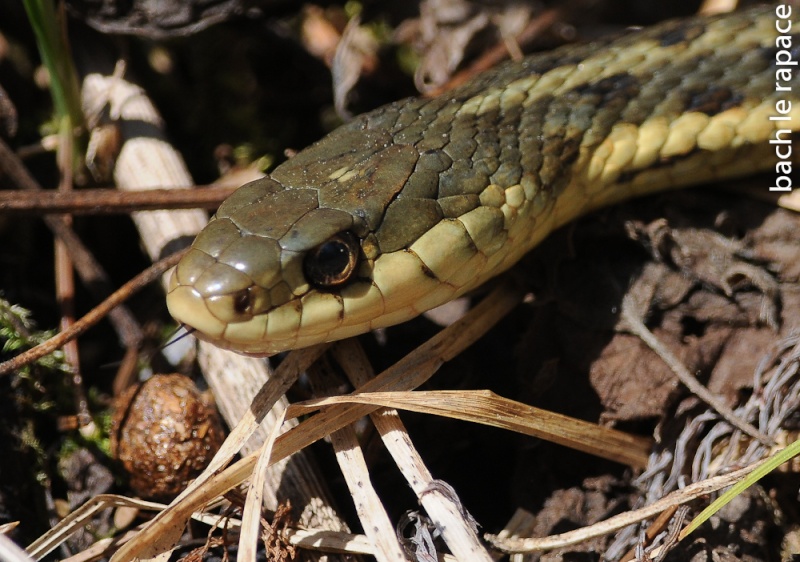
<box><xmin>167</xmin><ymin>174</ymin><xmax>368</xmax><ymax>355</ymax></box>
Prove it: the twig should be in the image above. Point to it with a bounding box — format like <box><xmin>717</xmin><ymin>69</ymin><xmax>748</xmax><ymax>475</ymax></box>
<box><xmin>0</xmin><ymin>186</ymin><xmax>236</xmax><ymax>214</ymax></box>
<box><xmin>0</xmin><ymin>249</ymin><xmax>186</xmax><ymax>377</ymax></box>
<box><xmin>618</xmin><ymin>505</ymin><xmax>678</xmax><ymax>562</ymax></box>
<box><xmin>487</xmin><ymin>458</ymin><xmax>767</xmax><ymax>553</ymax></box>
<box><xmin>0</xmin><ymin>138</ymin><xmax>143</xmax><ymax>348</ymax></box>
<box><xmin>54</xmin><ymin>101</ymin><xmax>92</xmax><ymax>428</ymax></box>
<box><xmin>619</xmin><ymin>294</ymin><xmax>774</xmax><ymax>446</ymax></box>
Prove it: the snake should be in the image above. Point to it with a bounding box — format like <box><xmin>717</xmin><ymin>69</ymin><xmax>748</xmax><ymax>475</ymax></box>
<box><xmin>167</xmin><ymin>6</ymin><xmax>800</xmax><ymax>356</ymax></box>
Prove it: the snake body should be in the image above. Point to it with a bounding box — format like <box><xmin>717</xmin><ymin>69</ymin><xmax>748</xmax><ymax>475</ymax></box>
<box><xmin>167</xmin><ymin>6</ymin><xmax>800</xmax><ymax>355</ymax></box>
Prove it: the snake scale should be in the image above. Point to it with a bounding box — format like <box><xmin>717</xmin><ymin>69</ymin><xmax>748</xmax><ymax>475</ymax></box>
<box><xmin>167</xmin><ymin>6</ymin><xmax>800</xmax><ymax>355</ymax></box>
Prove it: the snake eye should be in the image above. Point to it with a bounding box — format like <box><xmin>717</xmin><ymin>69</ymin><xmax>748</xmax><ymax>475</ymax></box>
<box><xmin>303</xmin><ymin>231</ymin><xmax>359</xmax><ymax>289</ymax></box>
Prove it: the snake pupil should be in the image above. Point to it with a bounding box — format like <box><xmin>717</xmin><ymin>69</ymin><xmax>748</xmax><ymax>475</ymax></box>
<box><xmin>304</xmin><ymin>231</ymin><xmax>359</xmax><ymax>289</ymax></box>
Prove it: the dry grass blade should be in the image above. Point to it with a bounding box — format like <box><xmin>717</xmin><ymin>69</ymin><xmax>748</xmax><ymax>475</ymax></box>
<box><xmin>110</xmin><ymin>279</ymin><xmax>523</xmax><ymax>561</ymax></box>
<box><xmin>25</xmin><ymin>494</ymin><xmax>234</xmax><ymax>560</ymax></box>
<box><xmin>329</xmin><ymin>423</ymin><xmax>405</xmax><ymax>561</ymax></box>
<box><xmin>57</xmin><ymin>530</ymin><xmax>142</xmax><ymax>562</ymax></box>
<box><xmin>289</xmin><ymin>390</ymin><xmax>651</xmax><ymax>468</ymax></box>
<box><xmin>282</xmin><ymin>528</ymin><xmax>375</xmax><ymax>555</ymax></box>
<box><xmin>307</xmin><ymin>359</ymin><xmax>406</xmax><ymax>562</ymax></box>
<box><xmin>332</xmin><ymin>339</ymin><xmax>493</xmax><ymax>561</ymax></box>
<box><xmin>487</xmin><ymin>458</ymin><xmax>768</xmax><ymax>553</ymax></box>
<box><xmin>239</xmin><ymin>410</ymin><xmax>286</xmax><ymax>562</ymax></box>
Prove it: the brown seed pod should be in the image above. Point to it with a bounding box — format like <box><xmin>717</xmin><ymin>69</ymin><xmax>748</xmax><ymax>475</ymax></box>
<box><xmin>111</xmin><ymin>373</ymin><xmax>225</xmax><ymax>501</ymax></box>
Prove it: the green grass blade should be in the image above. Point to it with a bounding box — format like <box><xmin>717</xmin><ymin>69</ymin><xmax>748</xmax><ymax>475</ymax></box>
<box><xmin>680</xmin><ymin>438</ymin><xmax>800</xmax><ymax>540</ymax></box>
<box><xmin>23</xmin><ymin>0</ymin><xmax>84</xmax><ymax>167</ymax></box>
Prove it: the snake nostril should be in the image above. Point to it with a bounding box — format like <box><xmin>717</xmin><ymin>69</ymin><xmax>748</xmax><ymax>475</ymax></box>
<box><xmin>233</xmin><ymin>289</ymin><xmax>252</xmax><ymax>315</ymax></box>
